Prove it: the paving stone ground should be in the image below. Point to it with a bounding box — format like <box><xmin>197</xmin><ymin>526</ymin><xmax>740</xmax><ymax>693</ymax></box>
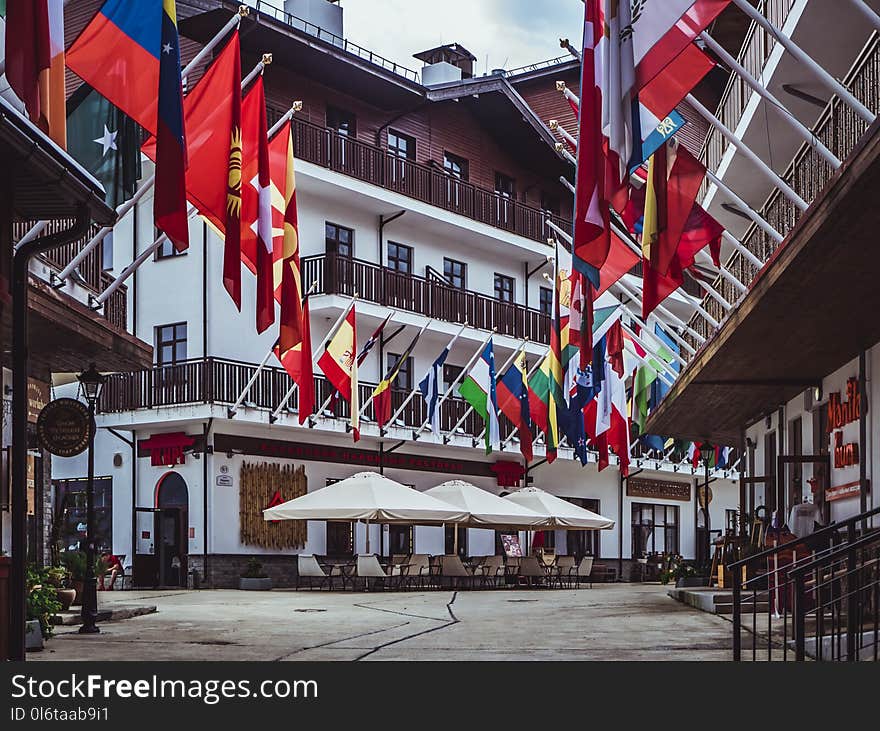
<box><xmin>31</xmin><ymin>583</ymin><xmax>736</xmax><ymax>661</ymax></box>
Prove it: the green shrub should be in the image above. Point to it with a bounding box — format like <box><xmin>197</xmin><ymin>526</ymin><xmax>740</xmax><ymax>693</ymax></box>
<box><xmin>26</xmin><ymin>565</ymin><xmax>62</xmax><ymax>639</ymax></box>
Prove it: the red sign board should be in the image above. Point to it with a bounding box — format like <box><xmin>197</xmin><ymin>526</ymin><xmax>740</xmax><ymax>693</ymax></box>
<box><xmin>825</xmin><ymin>479</ymin><xmax>869</xmax><ymax>502</ymax></box>
<box><xmin>827</xmin><ymin>378</ymin><xmax>860</xmax><ymax>431</ymax></box>
<box><xmin>139</xmin><ymin>432</ymin><xmax>196</xmax><ymax>467</ymax></box>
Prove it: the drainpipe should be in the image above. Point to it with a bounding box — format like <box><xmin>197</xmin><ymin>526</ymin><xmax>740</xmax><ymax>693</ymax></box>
<box><xmin>860</xmin><ymin>349</ymin><xmax>868</xmax><ymax>532</ymax></box>
<box><xmin>203</xmin><ymin>417</ymin><xmax>213</xmax><ymax>586</ymax></box>
<box><xmin>10</xmin><ymin>206</ymin><xmax>92</xmax><ymax>661</ymax></box>
<box><xmin>105</xmin><ymin>427</ymin><xmax>135</xmax><ymax>587</ymax></box>
<box><xmin>378</xmin><ymin>210</ymin><xmax>406</xmax><ymax>271</ymax></box>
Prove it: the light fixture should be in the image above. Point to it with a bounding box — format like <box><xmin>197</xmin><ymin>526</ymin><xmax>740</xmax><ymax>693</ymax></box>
<box><xmin>77</xmin><ymin>363</ymin><xmax>106</xmax><ymax>403</ymax></box>
<box><xmin>813</xmin><ymin>383</ymin><xmax>823</xmax><ymax>402</ymax></box>
<box><xmin>699</xmin><ymin>442</ymin><xmax>715</xmax><ymax>466</ymax></box>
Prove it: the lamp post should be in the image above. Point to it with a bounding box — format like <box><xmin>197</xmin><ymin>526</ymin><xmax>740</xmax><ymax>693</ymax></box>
<box><xmin>699</xmin><ymin>442</ymin><xmax>715</xmax><ymax>576</ymax></box>
<box><xmin>77</xmin><ymin>363</ymin><xmax>106</xmax><ymax>635</ymax></box>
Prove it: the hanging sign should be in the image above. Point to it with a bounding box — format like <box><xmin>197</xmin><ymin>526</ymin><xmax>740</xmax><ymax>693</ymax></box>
<box><xmin>35</xmin><ymin>398</ymin><xmax>92</xmax><ymax>457</ymax></box>
<box><xmin>833</xmin><ymin>431</ymin><xmax>859</xmax><ymax>469</ymax></box>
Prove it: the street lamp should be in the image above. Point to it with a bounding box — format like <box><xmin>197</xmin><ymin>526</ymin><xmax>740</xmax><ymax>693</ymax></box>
<box><xmin>699</xmin><ymin>441</ymin><xmax>714</xmax><ymax>575</ymax></box>
<box><xmin>77</xmin><ymin>363</ymin><xmax>106</xmax><ymax>635</ymax></box>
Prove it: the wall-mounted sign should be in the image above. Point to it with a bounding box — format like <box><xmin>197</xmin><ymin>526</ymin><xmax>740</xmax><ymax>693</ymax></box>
<box><xmin>27</xmin><ymin>379</ymin><xmax>50</xmax><ymax>424</ymax></box>
<box><xmin>215</xmin><ymin>474</ymin><xmax>233</xmax><ymax>487</ymax></box>
<box><xmin>490</xmin><ymin>460</ymin><xmax>525</xmax><ymax>487</ymax></box>
<box><xmin>214</xmin><ymin>434</ymin><xmax>499</xmax><ymax>477</ymax></box>
<box><xmin>138</xmin><ymin>432</ymin><xmax>196</xmax><ymax>467</ymax></box>
<box><xmin>825</xmin><ymin>479</ymin><xmax>869</xmax><ymax>502</ymax></box>
<box><xmin>35</xmin><ymin>398</ymin><xmax>92</xmax><ymax>457</ymax></box>
<box><xmin>827</xmin><ymin>378</ymin><xmax>860</xmax><ymax>431</ymax></box>
<box><xmin>833</xmin><ymin>431</ymin><xmax>859</xmax><ymax>469</ymax></box>
<box><xmin>698</xmin><ymin>485</ymin><xmax>713</xmax><ymax>509</ymax></box>
<box><xmin>626</xmin><ymin>477</ymin><xmax>691</xmax><ymax>502</ymax></box>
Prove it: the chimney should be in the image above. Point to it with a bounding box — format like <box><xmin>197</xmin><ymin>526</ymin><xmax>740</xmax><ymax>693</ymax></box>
<box><xmin>284</xmin><ymin>0</ymin><xmax>343</xmax><ymax>39</ymax></box>
<box><xmin>413</xmin><ymin>43</ymin><xmax>477</xmax><ymax>86</ymax></box>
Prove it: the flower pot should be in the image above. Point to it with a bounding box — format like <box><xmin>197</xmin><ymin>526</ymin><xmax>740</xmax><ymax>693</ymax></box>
<box><xmin>56</xmin><ymin>588</ymin><xmax>77</xmax><ymax>611</ymax></box>
<box><xmin>25</xmin><ymin>620</ymin><xmax>44</xmax><ymax>651</ymax></box>
<box><xmin>71</xmin><ymin>580</ymin><xmax>84</xmax><ymax>605</ymax></box>
<box><xmin>239</xmin><ymin>577</ymin><xmax>272</xmax><ymax>591</ymax></box>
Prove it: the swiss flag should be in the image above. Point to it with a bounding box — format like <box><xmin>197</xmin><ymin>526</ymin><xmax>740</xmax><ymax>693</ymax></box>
<box><xmin>241</xmin><ymin>76</ymin><xmax>275</xmax><ymax>332</ymax></box>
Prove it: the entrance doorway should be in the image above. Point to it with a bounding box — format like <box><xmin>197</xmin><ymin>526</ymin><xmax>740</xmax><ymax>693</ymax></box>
<box><xmin>133</xmin><ymin>473</ymin><xmax>189</xmax><ymax>587</ymax></box>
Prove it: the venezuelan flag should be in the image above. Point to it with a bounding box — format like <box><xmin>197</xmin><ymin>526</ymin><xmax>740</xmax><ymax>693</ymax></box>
<box><xmin>154</xmin><ymin>0</ymin><xmax>188</xmax><ymax>250</ymax></box>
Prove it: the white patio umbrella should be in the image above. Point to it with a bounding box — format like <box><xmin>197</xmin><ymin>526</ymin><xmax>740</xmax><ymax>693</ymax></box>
<box><xmin>425</xmin><ymin>480</ymin><xmax>550</xmax><ymax>529</ymax></box>
<box><xmin>262</xmin><ymin>471</ymin><xmax>469</xmax><ymax>552</ymax></box>
<box><xmin>502</xmin><ymin>487</ymin><xmax>615</xmax><ymax>530</ymax></box>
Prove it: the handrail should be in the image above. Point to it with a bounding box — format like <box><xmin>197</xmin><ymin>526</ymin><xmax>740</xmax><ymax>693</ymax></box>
<box><xmin>728</xmin><ymin>504</ymin><xmax>880</xmax><ymax>570</ymax></box>
<box><xmin>788</xmin><ymin>525</ymin><xmax>880</xmax><ymax>577</ymax></box>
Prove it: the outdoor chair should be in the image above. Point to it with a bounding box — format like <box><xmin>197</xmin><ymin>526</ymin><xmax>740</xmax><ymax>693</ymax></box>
<box><xmin>354</xmin><ymin>554</ymin><xmax>402</xmax><ymax>591</ymax></box>
<box><xmin>428</xmin><ymin>555</ymin><xmax>443</xmax><ymax>589</ymax></box>
<box><xmin>297</xmin><ymin>554</ymin><xmax>334</xmax><ymax>590</ymax></box>
<box><xmin>438</xmin><ymin>554</ymin><xmax>477</xmax><ymax>590</ymax></box>
<box><xmin>518</xmin><ymin>556</ymin><xmax>549</xmax><ymax>588</ymax></box>
<box><xmin>477</xmin><ymin>555</ymin><xmax>505</xmax><ymax>588</ymax></box>
<box><xmin>570</xmin><ymin>556</ymin><xmax>594</xmax><ymax>588</ymax></box>
<box><xmin>504</xmin><ymin>556</ymin><xmax>522</xmax><ymax>585</ymax></box>
<box><xmin>555</xmin><ymin>555</ymin><xmax>576</xmax><ymax>588</ymax></box>
<box><xmin>404</xmin><ymin>554</ymin><xmax>432</xmax><ymax>590</ymax></box>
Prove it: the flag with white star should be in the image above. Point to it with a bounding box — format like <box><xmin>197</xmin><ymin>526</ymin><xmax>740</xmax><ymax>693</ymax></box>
<box><xmin>66</xmin><ymin>83</ymin><xmax>141</xmax><ymax>208</ymax></box>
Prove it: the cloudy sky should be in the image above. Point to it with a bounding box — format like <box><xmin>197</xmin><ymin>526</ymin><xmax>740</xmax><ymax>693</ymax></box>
<box><xmin>280</xmin><ymin>0</ymin><xmax>584</xmax><ymax>75</ymax></box>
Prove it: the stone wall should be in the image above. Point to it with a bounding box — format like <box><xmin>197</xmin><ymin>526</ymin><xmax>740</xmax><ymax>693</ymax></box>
<box><xmin>199</xmin><ymin>554</ymin><xmax>299</xmax><ymax>589</ymax></box>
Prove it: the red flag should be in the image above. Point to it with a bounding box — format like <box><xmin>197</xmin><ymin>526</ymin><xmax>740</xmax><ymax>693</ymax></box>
<box><xmin>6</xmin><ymin>0</ymin><xmax>51</xmax><ymax>127</ymax></box>
<box><xmin>273</xmin><ymin>120</ymin><xmax>305</xmax><ymax>383</ymax></box>
<box><xmin>597</xmin><ymin>232</ymin><xmax>640</xmax><ymax>296</ymax></box>
<box><xmin>635</xmin><ymin>1</ymin><xmax>731</xmax><ymax>92</ymax></box>
<box><xmin>640</xmin><ymin>43</ymin><xmax>715</xmax><ymax>122</ymax></box>
<box><xmin>242</xmin><ymin>77</ymin><xmax>274</xmax><ymax>332</ymax></box>
<box><xmin>276</xmin><ymin>294</ymin><xmax>313</xmax><ymax>425</ymax></box>
<box><xmin>142</xmin><ymin>32</ymin><xmax>241</xmax><ymax>259</ymax></box>
<box><xmin>652</xmin><ymin>141</ymin><xmax>706</xmax><ymax>277</ymax></box>
<box><xmin>572</xmin><ymin>0</ymin><xmax>610</xmax><ymax>279</ymax></box>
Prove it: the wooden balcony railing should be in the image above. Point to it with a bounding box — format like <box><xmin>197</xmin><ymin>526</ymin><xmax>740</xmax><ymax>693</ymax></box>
<box><xmin>98</xmin><ymin>356</ymin><xmax>517</xmax><ymax>442</ymax></box>
<box><xmin>271</xmin><ymin>110</ymin><xmax>569</xmax><ymax>245</ymax></box>
<box><xmin>688</xmin><ymin>33</ymin><xmax>880</xmax><ymax>347</ymax></box>
<box><xmin>301</xmin><ymin>253</ymin><xmax>551</xmax><ymax>343</ymax></box>
<box><xmin>13</xmin><ymin>219</ymin><xmax>128</xmax><ymax>331</ymax></box>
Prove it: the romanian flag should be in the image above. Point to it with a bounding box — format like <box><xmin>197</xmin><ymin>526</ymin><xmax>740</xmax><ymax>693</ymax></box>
<box><xmin>372</xmin><ymin>325</ymin><xmax>425</xmax><ymax>431</ymax></box>
<box><xmin>317</xmin><ymin>306</ymin><xmax>359</xmax><ymax>438</ymax></box>
<box><xmin>242</xmin><ymin>76</ymin><xmax>274</xmax><ymax>332</ymax></box>
<box><xmin>497</xmin><ymin>352</ymin><xmax>533</xmax><ymax>463</ymax></box>
<box><xmin>154</xmin><ymin>0</ymin><xmax>188</xmax><ymax>251</ymax></box>
<box><xmin>273</xmin><ymin>119</ymin><xmax>305</xmax><ymax>392</ymax></box>
<box><xmin>276</xmin><ymin>291</ymin><xmax>313</xmax><ymax>425</ymax></box>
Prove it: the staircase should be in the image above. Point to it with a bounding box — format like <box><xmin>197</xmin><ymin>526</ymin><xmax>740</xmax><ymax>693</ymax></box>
<box><xmin>730</xmin><ymin>505</ymin><xmax>880</xmax><ymax>661</ymax></box>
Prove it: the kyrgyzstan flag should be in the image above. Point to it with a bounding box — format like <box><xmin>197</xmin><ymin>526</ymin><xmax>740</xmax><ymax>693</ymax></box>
<box><xmin>241</xmin><ymin>76</ymin><xmax>274</xmax><ymax>332</ymax></box>
<box><xmin>142</xmin><ymin>32</ymin><xmax>241</xmax><ymax>267</ymax></box>
<box><xmin>317</xmin><ymin>306</ymin><xmax>359</xmax><ymax>438</ymax></box>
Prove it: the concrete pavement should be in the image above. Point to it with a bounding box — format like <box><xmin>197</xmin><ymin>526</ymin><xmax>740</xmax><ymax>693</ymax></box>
<box><xmin>31</xmin><ymin>584</ymin><xmax>736</xmax><ymax>661</ymax></box>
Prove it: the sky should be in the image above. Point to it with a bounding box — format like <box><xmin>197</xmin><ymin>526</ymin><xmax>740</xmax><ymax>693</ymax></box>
<box><xmin>260</xmin><ymin>0</ymin><xmax>584</xmax><ymax>76</ymax></box>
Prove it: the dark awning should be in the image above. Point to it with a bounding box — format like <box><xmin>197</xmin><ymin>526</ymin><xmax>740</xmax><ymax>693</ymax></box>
<box><xmin>646</xmin><ymin>119</ymin><xmax>880</xmax><ymax>445</ymax></box>
<box><xmin>0</xmin><ymin>97</ymin><xmax>114</xmax><ymax>224</ymax></box>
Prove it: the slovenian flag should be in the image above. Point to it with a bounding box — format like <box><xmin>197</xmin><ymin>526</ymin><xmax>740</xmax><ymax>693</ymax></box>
<box><xmin>458</xmin><ymin>340</ymin><xmax>500</xmax><ymax>454</ymax></box>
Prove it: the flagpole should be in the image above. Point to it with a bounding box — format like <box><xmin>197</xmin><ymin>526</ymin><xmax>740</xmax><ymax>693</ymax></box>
<box><xmin>621</xmin><ymin>321</ymin><xmax>687</xmax><ymax>370</ymax></box>
<box><xmin>731</xmin><ymin>0</ymin><xmax>874</xmax><ymax>124</ymax></box>
<box><xmin>621</xmin><ymin>323</ymin><xmax>680</xmax><ymax>380</ymax></box>
<box><xmin>466</xmin><ymin>338</ymin><xmax>531</xmax><ymax>446</ymax></box>
<box><xmin>356</xmin><ymin>319</ymin><xmax>431</xmax><ymax>422</ymax></box>
<box><xmin>693</xmin><ymin>277</ymin><xmax>733</xmax><ymax>312</ymax></box>
<box><xmin>696</xmin><ymin>254</ymin><xmax>747</xmax><ymax>295</ymax></box>
<box><xmin>848</xmin><ymin>0</ymin><xmax>880</xmax><ymax>31</ymax></box>
<box><xmin>500</xmin><ymin>345</ymin><xmax>550</xmax><ymax>448</ymax></box>
<box><xmin>92</xmin><ymin>58</ymin><xmax>283</xmax><ymax>306</ymax></box>
<box><xmin>697</xmin><ymin>31</ymin><xmax>841</xmax><ymax>169</ymax></box>
<box><xmin>624</xmin><ymin>342</ymin><xmax>675</xmax><ymax>388</ymax></box>
<box><xmin>386</xmin><ymin>321</ymin><xmax>468</xmax><ymax>429</ymax></box>
<box><xmin>722</xmin><ymin>230</ymin><xmax>765</xmax><ymax>270</ymax></box>
<box><xmin>181</xmin><ymin>5</ymin><xmax>250</xmax><ymax>86</ymax></box>
<box><xmin>413</xmin><ymin>328</ymin><xmax>496</xmax><ymax>437</ymax></box>
<box><xmin>613</xmin><ymin>278</ymin><xmax>704</xmax><ymax>346</ymax></box>
<box><xmin>684</xmin><ymin>94</ymin><xmax>808</xmax><ymax>212</ymax></box>
<box><xmin>227</xmin><ymin>347</ymin><xmax>276</xmax><ymax>418</ymax></box>
<box><xmin>548</xmin><ymin>120</ymin><xmax>576</xmax><ymax>150</ymax></box>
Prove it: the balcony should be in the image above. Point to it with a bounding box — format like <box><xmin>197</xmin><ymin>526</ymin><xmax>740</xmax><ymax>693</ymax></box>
<box><xmin>276</xmin><ymin>110</ymin><xmax>569</xmax><ymax>245</ymax></box>
<box><xmin>301</xmin><ymin>253</ymin><xmax>551</xmax><ymax>343</ymax></box>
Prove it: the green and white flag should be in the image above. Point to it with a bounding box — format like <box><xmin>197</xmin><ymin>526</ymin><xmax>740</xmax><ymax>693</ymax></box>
<box><xmin>67</xmin><ymin>83</ymin><xmax>141</xmax><ymax>208</ymax></box>
<box><xmin>457</xmin><ymin>338</ymin><xmax>500</xmax><ymax>454</ymax></box>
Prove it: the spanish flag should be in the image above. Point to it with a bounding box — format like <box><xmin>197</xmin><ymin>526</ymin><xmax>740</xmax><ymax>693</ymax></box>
<box><xmin>317</xmin><ymin>306</ymin><xmax>358</xmax><ymax>439</ymax></box>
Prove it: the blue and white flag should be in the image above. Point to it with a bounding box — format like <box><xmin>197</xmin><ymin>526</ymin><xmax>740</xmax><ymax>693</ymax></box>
<box><xmin>419</xmin><ymin>348</ymin><xmax>449</xmax><ymax>436</ymax></box>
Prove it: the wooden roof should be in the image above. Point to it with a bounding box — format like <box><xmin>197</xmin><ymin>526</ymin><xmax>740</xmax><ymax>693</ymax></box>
<box><xmin>646</xmin><ymin>119</ymin><xmax>880</xmax><ymax>445</ymax></box>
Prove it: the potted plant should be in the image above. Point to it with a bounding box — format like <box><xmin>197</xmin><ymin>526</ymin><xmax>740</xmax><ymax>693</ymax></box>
<box><xmin>26</xmin><ymin>565</ymin><xmax>62</xmax><ymax>651</ymax></box>
<box><xmin>239</xmin><ymin>557</ymin><xmax>272</xmax><ymax>591</ymax></box>
<box><xmin>60</xmin><ymin>550</ymin><xmax>107</xmax><ymax>604</ymax></box>
<box><xmin>45</xmin><ymin>566</ymin><xmax>76</xmax><ymax>611</ymax></box>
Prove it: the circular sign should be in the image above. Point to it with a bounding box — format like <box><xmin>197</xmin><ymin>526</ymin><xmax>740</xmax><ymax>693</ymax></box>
<box><xmin>698</xmin><ymin>485</ymin><xmax>714</xmax><ymax>509</ymax></box>
<box><xmin>36</xmin><ymin>398</ymin><xmax>93</xmax><ymax>457</ymax></box>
